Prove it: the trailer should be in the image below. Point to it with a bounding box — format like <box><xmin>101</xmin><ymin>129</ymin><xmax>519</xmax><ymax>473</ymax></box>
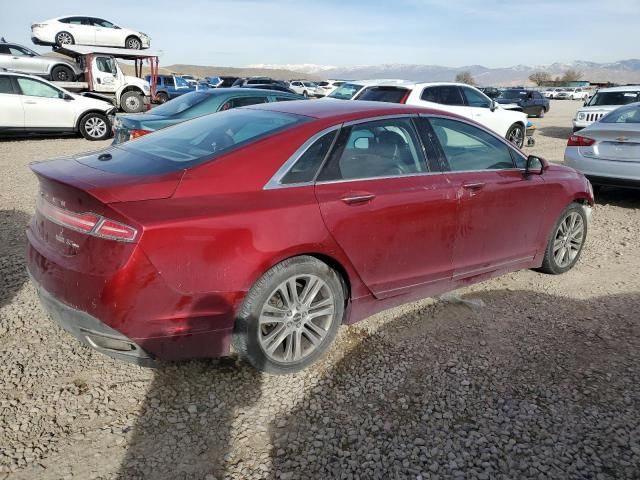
<box><xmin>50</xmin><ymin>45</ymin><xmax>159</xmax><ymax>113</ymax></box>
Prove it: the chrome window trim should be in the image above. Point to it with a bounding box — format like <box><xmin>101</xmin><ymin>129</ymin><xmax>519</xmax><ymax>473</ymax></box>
<box><xmin>263</xmin><ymin>125</ymin><xmax>341</xmax><ymax>190</ymax></box>
<box><xmin>315</xmin><ymin>170</ymin><xmax>445</xmax><ymax>186</ymax></box>
<box><xmin>418</xmin><ymin>113</ymin><xmax>528</xmax><ymax>166</ymax></box>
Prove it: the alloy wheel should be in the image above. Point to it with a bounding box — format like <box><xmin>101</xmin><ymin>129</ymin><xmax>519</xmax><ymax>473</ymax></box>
<box><xmin>127</xmin><ymin>38</ymin><xmax>141</xmax><ymax>49</ymax></box>
<box><xmin>258</xmin><ymin>274</ymin><xmax>335</xmax><ymax>364</ymax></box>
<box><xmin>508</xmin><ymin>126</ymin><xmax>524</xmax><ymax>147</ymax></box>
<box><xmin>552</xmin><ymin>211</ymin><xmax>585</xmax><ymax>268</ymax></box>
<box><xmin>85</xmin><ymin>117</ymin><xmax>107</xmax><ymax>138</ymax></box>
<box><xmin>57</xmin><ymin>32</ymin><xmax>73</xmax><ymax>45</ymax></box>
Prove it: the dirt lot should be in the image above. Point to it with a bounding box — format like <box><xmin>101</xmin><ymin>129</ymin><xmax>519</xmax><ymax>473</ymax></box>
<box><xmin>1</xmin><ymin>100</ymin><xmax>639</xmax><ymax>480</ymax></box>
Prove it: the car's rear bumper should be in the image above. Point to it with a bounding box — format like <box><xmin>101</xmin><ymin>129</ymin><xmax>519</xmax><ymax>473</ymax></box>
<box><xmin>565</xmin><ymin>147</ymin><xmax>640</xmax><ymax>187</ymax></box>
<box><xmin>31</xmin><ymin>35</ymin><xmax>53</xmax><ymax>47</ymax></box>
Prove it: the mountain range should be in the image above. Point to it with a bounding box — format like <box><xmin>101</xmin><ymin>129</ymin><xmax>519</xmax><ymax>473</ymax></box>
<box><xmin>248</xmin><ymin>60</ymin><xmax>640</xmax><ymax>86</ymax></box>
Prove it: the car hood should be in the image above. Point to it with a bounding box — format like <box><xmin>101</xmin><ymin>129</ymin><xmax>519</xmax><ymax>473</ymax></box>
<box><xmin>577</xmin><ymin>105</ymin><xmax>621</xmax><ymax>113</ymax></box>
<box><xmin>69</xmin><ymin>92</ymin><xmax>114</xmax><ymax>111</ymax></box>
<box><xmin>124</xmin><ymin>76</ymin><xmax>150</xmax><ymax>91</ymax></box>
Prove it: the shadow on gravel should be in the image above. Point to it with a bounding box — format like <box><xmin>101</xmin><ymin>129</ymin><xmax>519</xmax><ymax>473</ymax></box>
<box><xmin>538</xmin><ymin>126</ymin><xmax>573</xmax><ymax>140</ymax></box>
<box><xmin>595</xmin><ymin>187</ymin><xmax>640</xmax><ymax>209</ymax></box>
<box><xmin>268</xmin><ymin>290</ymin><xmax>640</xmax><ymax>480</ymax></box>
<box><xmin>0</xmin><ymin>209</ymin><xmax>32</xmax><ymax>309</ymax></box>
<box><xmin>0</xmin><ymin>133</ymin><xmax>80</xmax><ymax>142</ymax></box>
<box><xmin>116</xmin><ymin>298</ymin><xmax>264</xmax><ymax>480</ymax></box>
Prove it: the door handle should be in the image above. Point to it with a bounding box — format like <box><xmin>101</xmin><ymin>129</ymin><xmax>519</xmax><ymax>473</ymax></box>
<box><xmin>462</xmin><ymin>182</ymin><xmax>485</xmax><ymax>191</ymax></box>
<box><xmin>341</xmin><ymin>193</ymin><xmax>375</xmax><ymax>205</ymax></box>
<box><xmin>23</xmin><ymin>100</ymin><xmax>37</xmax><ymax>104</ymax></box>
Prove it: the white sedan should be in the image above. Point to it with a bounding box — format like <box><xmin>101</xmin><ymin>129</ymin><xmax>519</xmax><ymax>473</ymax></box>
<box><xmin>31</xmin><ymin>16</ymin><xmax>150</xmax><ymax>50</ymax></box>
<box><xmin>565</xmin><ymin>102</ymin><xmax>640</xmax><ymax>190</ymax></box>
<box><xmin>0</xmin><ymin>72</ymin><xmax>115</xmax><ymax>140</ymax></box>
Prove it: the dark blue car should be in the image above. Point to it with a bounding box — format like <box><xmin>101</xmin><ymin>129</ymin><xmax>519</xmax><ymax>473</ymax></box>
<box><xmin>112</xmin><ymin>88</ymin><xmax>305</xmax><ymax>144</ymax></box>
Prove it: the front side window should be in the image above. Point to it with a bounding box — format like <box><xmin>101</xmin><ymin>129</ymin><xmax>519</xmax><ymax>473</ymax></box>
<box><xmin>96</xmin><ymin>57</ymin><xmax>116</xmax><ymax>74</ymax></box>
<box><xmin>7</xmin><ymin>45</ymin><xmax>34</xmax><ymax>56</ymax></box>
<box><xmin>461</xmin><ymin>86</ymin><xmax>492</xmax><ymax>108</ymax></box>
<box><xmin>421</xmin><ymin>86</ymin><xmax>465</xmax><ymax>106</ymax></box>
<box><xmin>92</xmin><ymin>18</ymin><xmax>116</xmax><ymax>28</ymax></box>
<box><xmin>429</xmin><ymin>117</ymin><xmax>515</xmax><ymax>171</ymax></box>
<box><xmin>318</xmin><ymin>118</ymin><xmax>427</xmax><ymax>181</ymax></box>
<box><xmin>281</xmin><ymin>130</ymin><xmax>337</xmax><ymax>184</ymax></box>
<box><xmin>174</xmin><ymin>77</ymin><xmax>188</xmax><ymax>88</ymax></box>
<box><xmin>16</xmin><ymin>78</ymin><xmax>61</xmax><ymax>98</ymax></box>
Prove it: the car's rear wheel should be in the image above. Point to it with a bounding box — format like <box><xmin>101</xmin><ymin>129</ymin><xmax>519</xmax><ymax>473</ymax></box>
<box><xmin>120</xmin><ymin>91</ymin><xmax>144</xmax><ymax>113</ymax></box>
<box><xmin>125</xmin><ymin>36</ymin><xmax>142</xmax><ymax>50</ymax></box>
<box><xmin>79</xmin><ymin>112</ymin><xmax>111</xmax><ymax>141</ymax></box>
<box><xmin>51</xmin><ymin>65</ymin><xmax>74</xmax><ymax>82</ymax></box>
<box><xmin>55</xmin><ymin>31</ymin><xmax>74</xmax><ymax>46</ymax></box>
<box><xmin>303</xmin><ymin>90</ymin><xmax>309</xmax><ymax>98</ymax></box>
<box><xmin>506</xmin><ymin>123</ymin><xmax>525</xmax><ymax>148</ymax></box>
<box><xmin>156</xmin><ymin>92</ymin><xmax>169</xmax><ymax>104</ymax></box>
<box><xmin>537</xmin><ymin>203</ymin><xmax>587</xmax><ymax>275</ymax></box>
<box><xmin>233</xmin><ymin>256</ymin><xmax>345</xmax><ymax>374</ymax></box>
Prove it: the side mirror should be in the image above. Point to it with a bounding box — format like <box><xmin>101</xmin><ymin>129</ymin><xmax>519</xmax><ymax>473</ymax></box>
<box><xmin>59</xmin><ymin>92</ymin><xmax>74</xmax><ymax>100</ymax></box>
<box><xmin>525</xmin><ymin>155</ymin><xmax>548</xmax><ymax>176</ymax></box>
<box><xmin>490</xmin><ymin>100</ymin><xmax>497</xmax><ymax>112</ymax></box>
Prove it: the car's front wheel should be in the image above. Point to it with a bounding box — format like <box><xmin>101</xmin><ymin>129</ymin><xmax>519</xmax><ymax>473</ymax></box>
<box><xmin>79</xmin><ymin>112</ymin><xmax>111</xmax><ymax>141</ymax></box>
<box><xmin>537</xmin><ymin>203</ymin><xmax>588</xmax><ymax>274</ymax></box>
<box><xmin>125</xmin><ymin>36</ymin><xmax>142</xmax><ymax>50</ymax></box>
<box><xmin>506</xmin><ymin>123</ymin><xmax>525</xmax><ymax>148</ymax></box>
<box><xmin>233</xmin><ymin>256</ymin><xmax>345</xmax><ymax>374</ymax></box>
<box><xmin>120</xmin><ymin>91</ymin><xmax>144</xmax><ymax>113</ymax></box>
<box><xmin>156</xmin><ymin>92</ymin><xmax>169</xmax><ymax>104</ymax></box>
<box><xmin>537</xmin><ymin>107</ymin><xmax>545</xmax><ymax>118</ymax></box>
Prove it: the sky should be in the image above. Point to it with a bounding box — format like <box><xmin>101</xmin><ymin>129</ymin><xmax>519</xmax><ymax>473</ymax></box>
<box><xmin>4</xmin><ymin>0</ymin><xmax>640</xmax><ymax>68</ymax></box>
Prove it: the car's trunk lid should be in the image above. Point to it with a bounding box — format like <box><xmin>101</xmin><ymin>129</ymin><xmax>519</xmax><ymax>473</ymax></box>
<box><xmin>580</xmin><ymin>127</ymin><xmax>640</xmax><ymax>162</ymax></box>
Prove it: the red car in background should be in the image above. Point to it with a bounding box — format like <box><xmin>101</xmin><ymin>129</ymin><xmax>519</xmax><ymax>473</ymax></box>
<box><xmin>26</xmin><ymin>100</ymin><xmax>594</xmax><ymax>374</ymax></box>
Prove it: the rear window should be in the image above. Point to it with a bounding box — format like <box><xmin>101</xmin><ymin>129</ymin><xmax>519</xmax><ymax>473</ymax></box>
<box><xmin>356</xmin><ymin>86</ymin><xmax>409</xmax><ymax>103</ymax></box>
<box><xmin>600</xmin><ymin>104</ymin><xmax>640</xmax><ymax>123</ymax></box>
<box><xmin>587</xmin><ymin>91</ymin><xmax>640</xmax><ymax>106</ymax></box>
<box><xmin>150</xmin><ymin>91</ymin><xmax>210</xmax><ymax>116</ymax></box>
<box><xmin>329</xmin><ymin>83</ymin><xmax>363</xmax><ymax>100</ymax></box>
<box><xmin>79</xmin><ymin>109</ymin><xmax>309</xmax><ymax>175</ymax></box>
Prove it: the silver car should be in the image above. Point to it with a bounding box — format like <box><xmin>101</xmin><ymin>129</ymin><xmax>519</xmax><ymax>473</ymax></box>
<box><xmin>0</xmin><ymin>40</ymin><xmax>82</xmax><ymax>82</ymax></box>
<box><xmin>565</xmin><ymin>102</ymin><xmax>640</xmax><ymax>189</ymax></box>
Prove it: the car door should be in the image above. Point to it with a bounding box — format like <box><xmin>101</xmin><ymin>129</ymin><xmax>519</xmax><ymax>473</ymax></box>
<box><xmin>91</xmin><ymin>18</ymin><xmax>121</xmax><ymax>47</ymax></box>
<box><xmin>6</xmin><ymin>44</ymin><xmax>46</xmax><ymax>75</ymax></box>
<box><xmin>416</xmin><ymin>85</ymin><xmax>471</xmax><ymax>119</ymax></box>
<box><xmin>423</xmin><ymin>115</ymin><xmax>547</xmax><ymax>278</ymax></box>
<box><xmin>62</xmin><ymin>17</ymin><xmax>96</xmax><ymax>45</ymax></box>
<box><xmin>91</xmin><ymin>56</ymin><xmax>118</xmax><ymax>93</ymax></box>
<box><xmin>314</xmin><ymin>116</ymin><xmax>457</xmax><ymax>298</ymax></box>
<box><xmin>15</xmin><ymin>77</ymin><xmax>74</xmax><ymax>128</ymax></box>
<box><xmin>0</xmin><ymin>76</ymin><xmax>25</xmax><ymax>128</ymax></box>
<box><xmin>459</xmin><ymin>85</ymin><xmax>508</xmax><ymax>132</ymax></box>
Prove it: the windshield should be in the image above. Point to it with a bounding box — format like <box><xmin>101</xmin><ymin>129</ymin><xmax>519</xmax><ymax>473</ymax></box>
<box><xmin>149</xmin><ymin>91</ymin><xmax>210</xmax><ymax>116</ymax></box>
<box><xmin>587</xmin><ymin>91</ymin><xmax>640</xmax><ymax>106</ymax></box>
<box><xmin>600</xmin><ymin>103</ymin><xmax>640</xmax><ymax>123</ymax></box>
<box><xmin>497</xmin><ymin>90</ymin><xmax>525</xmax><ymax>100</ymax></box>
<box><xmin>100</xmin><ymin>109</ymin><xmax>309</xmax><ymax>173</ymax></box>
<box><xmin>328</xmin><ymin>82</ymin><xmax>364</xmax><ymax>100</ymax></box>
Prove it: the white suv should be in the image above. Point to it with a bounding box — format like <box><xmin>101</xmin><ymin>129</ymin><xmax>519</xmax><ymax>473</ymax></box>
<box><xmin>0</xmin><ymin>72</ymin><xmax>115</xmax><ymax>140</ymax></box>
<box><xmin>289</xmin><ymin>80</ymin><xmax>319</xmax><ymax>98</ymax></box>
<box><xmin>354</xmin><ymin>81</ymin><xmax>528</xmax><ymax>148</ymax></box>
<box><xmin>573</xmin><ymin>85</ymin><xmax>640</xmax><ymax>132</ymax></box>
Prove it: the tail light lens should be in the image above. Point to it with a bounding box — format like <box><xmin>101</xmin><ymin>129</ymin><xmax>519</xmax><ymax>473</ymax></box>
<box><xmin>567</xmin><ymin>135</ymin><xmax>596</xmax><ymax>147</ymax></box>
<box><xmin>37</xmin><ymin>197</ymin><xmax>138</xmax><ymax>242</ymax></box>
<box><xmin>130</xmin><ymin>129</ymin><xmax>152</xmax><ymax>140</ymax></box>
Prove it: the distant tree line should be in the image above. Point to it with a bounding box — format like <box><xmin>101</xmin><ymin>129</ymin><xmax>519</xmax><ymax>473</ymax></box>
<box><xmin>528</xmin><ymin>69</ymin><xmax>584</xmax><ymax>86</ymax></box>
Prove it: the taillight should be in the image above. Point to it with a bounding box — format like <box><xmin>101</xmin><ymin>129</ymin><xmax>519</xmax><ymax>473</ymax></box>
<box><xmin>129</xmin><ymin>129</ymin><xmax>152</xmax><ymax>140</ymax></box>
<box><xmin>37</xmin><ymin>197</ymin><xmax>137</xmax><ymax>242</ymax></box>
<box><xmin>567</xmin><ymin>135</ymin><xmax>595</xmax><ymax>147</ymax></box>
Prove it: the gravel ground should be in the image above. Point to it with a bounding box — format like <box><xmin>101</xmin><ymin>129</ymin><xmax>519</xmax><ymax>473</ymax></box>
<box><xmin>1</xmin><ymin>100</ymin><xmax>639</xmax><ymax>480</ymax></box>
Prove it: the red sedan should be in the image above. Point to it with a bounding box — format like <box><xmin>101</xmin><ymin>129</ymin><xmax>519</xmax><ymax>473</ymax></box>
<box><xmin>26</xmin><ymin>100</ymin><xmax>594</xmax><ymax>373</ymax></box>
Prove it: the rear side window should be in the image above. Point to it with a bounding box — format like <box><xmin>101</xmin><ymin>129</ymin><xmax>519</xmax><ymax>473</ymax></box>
<box><xmin>357</xmin><ymin>87</ymin><xmax>409</xmax><ymax>103</ymax></box>
<box><xmin>281</xmin><ymin>130</ymin><xmax>337</xmax><ymax>184</ymax></box>
<box><xmin>85</xmin><ymin>109</ymin><xmax>309</xmax><ymax>175</ymax></box>
<box><xmin>421</xmin><ymin>86</ymin><xmax>465</xmax><ymax>106</ymax></box>
<box><xmin>601</xmin><ymin>104</ymin><xmax>640</xmax><ymax>124</ymax></box>
<box><xmin>0</xmin><ymin>76</ymin><xmax>15</xmax><ymax>94</ymax></box>
<box><xmin>429</xmin><ymin>117</ymin><xmax>515</xmax><ymax>171</ymax></box>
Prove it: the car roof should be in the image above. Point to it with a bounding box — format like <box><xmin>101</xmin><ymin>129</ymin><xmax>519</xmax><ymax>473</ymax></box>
<box><xmin>240</xmin><ymin>98</ymin><xmax>442</xmax><ymax>121</ymax></box>
<box><xmin>596</xmin><ymin>85</ymin><xmax>640</xmax><ymax>93</ymax></box>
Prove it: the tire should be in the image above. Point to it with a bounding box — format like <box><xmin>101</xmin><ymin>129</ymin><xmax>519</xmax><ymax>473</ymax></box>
<box><xmin>232</xmin><ymin>256</ymin><xmax>345</xmax><ymax>374</ymax></box>
<box><xmin>120</xmin><ymin>91</ymin><xmax>144</xmax><ymax>113</ymax></box>
<box><xmin>125</xmin><ymin>36</ymin><xmax>142</xmax><ymax>50</ymax></box>
<box><xmin>51</xmin><ymin>65</ymin><xmax>74</xmax><ymax>82</ymax></box>
<box><xmin>55</xmin><ymin>31</ymin><xmax>74</xmax><ymax>46</ymax></box>
<box><xmin>303</xmin><ymin>90</ymin><xmax>309</xmax><ymax>98</ymax></box>
<box><xmin>156</xmin><ymin>92</ymin><xmax>169</xmax><ymax>104</ymax></box>
<box><xmin>79</xmin><ymin>112</ymin><xmax>111</xmax><ymax>141</ymax></box>
<box><xmin>506</xmin><ymin>123</ymin><xmax>525</xmax><ymax>148</ymax></box>
<box><xmin>537</xmin><ymin>107</ymin><xmax>545</xmax><ymax>118</ymax></box>
<box><xmin>537</xmin><ymin>203</ymin><xmax>588</xmax><ymax>275</ymax></box>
